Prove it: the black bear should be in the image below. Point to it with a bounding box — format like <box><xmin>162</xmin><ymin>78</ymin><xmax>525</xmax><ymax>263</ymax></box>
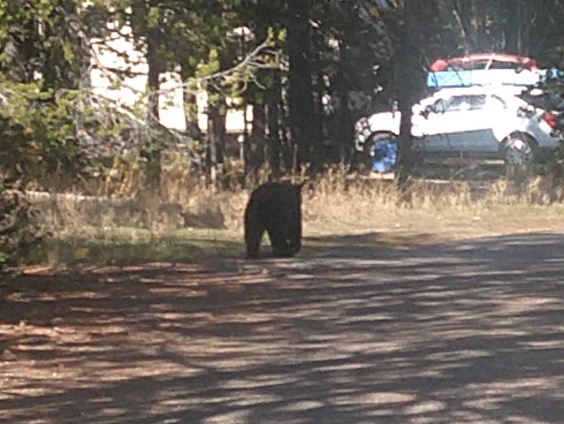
<box><xmin>244</xmin><ymin>181</ymin><xmax>305</xmax><ymax>259</ymax></box>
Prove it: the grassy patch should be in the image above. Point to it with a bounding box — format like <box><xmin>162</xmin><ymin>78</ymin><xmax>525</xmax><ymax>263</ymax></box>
<box><xmin>22</xmin><ymin>170</ymin><xmax>564</xmax><ymax>268</ymax></box>
<box><xmin>43</xmin><ymin>227</ymin><xmax>244</xmax><ymax>267</ymax></box>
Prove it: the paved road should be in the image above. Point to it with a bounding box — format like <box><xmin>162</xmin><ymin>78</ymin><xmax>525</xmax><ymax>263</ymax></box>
<box><xmin>1</xmin><ymin>232</ymin><xmax>564</xmax><ymax>423</ymax></box>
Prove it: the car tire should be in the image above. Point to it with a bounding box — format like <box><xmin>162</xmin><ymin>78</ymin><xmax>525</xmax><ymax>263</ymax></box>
<box><xmin>503</xmin><ymin>133</ymin><xmax>536</xmax><ymax>168</ymax></box>
<box><xmin>364</xmin><ymin>132</ymin><xmax>398</xmax><ymax>173</ymax></box>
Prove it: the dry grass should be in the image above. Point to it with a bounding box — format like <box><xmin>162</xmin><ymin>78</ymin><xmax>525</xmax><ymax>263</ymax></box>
<box><xmin>26</xmin><ymin>163</ymin><xmax>564</xmax><ymax>268</ymax></box>
<box><xmin>302</xmin><ymin>173</ymin><xmax>564</xmax><ymax>243</ymax></box>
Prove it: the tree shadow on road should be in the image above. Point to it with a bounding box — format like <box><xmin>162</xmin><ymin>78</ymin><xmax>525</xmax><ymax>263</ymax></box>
<box><xmin>303</xmin><ymin>231</ymin><xmax>440</xmax><ymax>256</ymax></box>
<box><xmin>1</xmin><ymin>232</ymin><xmax>563</xmax><ymax>423</ymax></box>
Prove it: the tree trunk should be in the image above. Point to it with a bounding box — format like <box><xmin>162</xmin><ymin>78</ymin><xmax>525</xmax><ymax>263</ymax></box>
<box><xmin>180</xmin><ymin>66</ymin><xmax>203</xmax><ymax>139</ymax></box>
<box><xmin>206</xmin><ymin>100</ymin><xmax>226</xmax><ymax>188</ymax></box>
<box><xmin>395</xmin><ymin>0</ymin><xmax>421</xmax><ymax>189</ymax></box>
<box><xmin>131</xmin><ymin>0</ymin><xmax>163</xmax><ymax>193</ymax></box>
<box><xmin>266</xmin><ymin>70</ymin><xmax>282</xmax><ymax>178</ymax></box>
<box><xmin>280</xmin><ymin>90</ymin><xmax>294</xmax><ymax>172</ymax></box>
<box><xmin>335</xmin><ymin>41</ymin><xmax>354</xmax><ymax>166</ymax></box>
<box><xmin>473</xmin><ymin>1</ymin><xmax>489</xmax><ymax>51</ymax></box>
<box><xmin>246</xmin><ymin>101</ymin><xmax>266</xmax><ymax>184</ymax></box>
<box><xmin>312</xmin><ymin>26</ymin><xmax>326</xmax><ymax>167</ymax></box>
<box><xmin>503</xmin><ymin>0</ymin><xmax>530</xmax><ymax>55</ymax></box>
<box><xmin>146</xmin><ymin>1</ymin><xmax>161</xmax><ymax>125</ymax></box>
<box><xmin>286</xmin><ymin>0</ymin><xmax>322</xmax><ymax>172</ymax></box>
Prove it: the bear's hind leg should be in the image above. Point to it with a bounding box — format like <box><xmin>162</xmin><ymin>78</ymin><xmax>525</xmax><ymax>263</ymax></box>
<box><xmin>267</xmin><ymin>229</ymin><xmax>299</xmax><ymax>258</ymax></box>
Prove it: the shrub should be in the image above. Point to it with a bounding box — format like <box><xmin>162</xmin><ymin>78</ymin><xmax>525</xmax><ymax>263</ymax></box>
<box><xmin>0</xmin><ymin>184</ymin><xmax>44</xmax><ymax>272</ymax></box>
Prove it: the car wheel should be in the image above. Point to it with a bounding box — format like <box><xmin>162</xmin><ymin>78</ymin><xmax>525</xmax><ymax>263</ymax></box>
<box><xmin>364</xmin><ymin>132</ymin><xmax>398</xmax><ymax>173</ymax></box>
<box><xmin>504</xmin><ymin>133</ymin><xmax>536</xmax><ymax>167</ymax></box>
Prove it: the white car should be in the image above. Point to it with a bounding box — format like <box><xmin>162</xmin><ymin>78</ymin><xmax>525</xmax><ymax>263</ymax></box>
<box><xmin>354</xmin><ymin>86</ymin><xmax>561</xmax><ymax>167</ymax></box>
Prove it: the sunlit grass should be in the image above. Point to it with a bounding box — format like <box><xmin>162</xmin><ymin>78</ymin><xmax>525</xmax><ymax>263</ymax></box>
<box><xmin>29</xmin><ymin>163</ymin><xmax>564</xmax><ymax>268</ymax></box>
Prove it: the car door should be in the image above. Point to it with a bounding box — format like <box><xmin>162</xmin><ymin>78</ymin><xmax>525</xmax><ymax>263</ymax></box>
<box><xmin>413</xmin><ymin>97</ymin><xmax>453</xmax><ymax>151</ymax></box>
<box><xmin>417</xmin><ymin>94</ymin><xmax>501</xmax><ymax>153</ymax></box>
<box><xmin>454</xmin><ymin>94</ymin><xmax>505</xmax><ymax>152</ymax></box>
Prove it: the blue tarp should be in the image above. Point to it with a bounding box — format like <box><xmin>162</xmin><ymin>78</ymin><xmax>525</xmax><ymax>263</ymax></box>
<box><xmin>371</xmin><ymin>142</ymin><xmax>397</xmax><ymax>173</ymax></box>
<box><xmin>427</xmin><ymin>69</ymin><xmax>547</xmax><ymax>89</ymax></box>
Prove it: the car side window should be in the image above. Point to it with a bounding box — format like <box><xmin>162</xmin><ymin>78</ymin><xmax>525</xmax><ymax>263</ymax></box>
<box><xmin>467</xmin><ymin>95</ymin><xmax>486</xmax><ymax>110</ymax></box>
<box><xmin>432</xmin><ymin>99</ymin><xmax>449</xmax><ymax>113</ymax></box>
<box><xmin>446</xmin><ymin>95</ymin><xmax>486</xmax><ymax>112</ymax></box>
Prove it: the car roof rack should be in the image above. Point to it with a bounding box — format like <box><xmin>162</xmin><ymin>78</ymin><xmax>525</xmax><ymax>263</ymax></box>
<box><xmin>427</xmin><ymin>52</ymin><xmax>550</xmax><ymax>90</ymax></box>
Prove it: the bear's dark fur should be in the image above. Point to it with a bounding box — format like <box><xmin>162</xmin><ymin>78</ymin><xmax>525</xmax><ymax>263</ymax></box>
<box><xmin>244</xmin><ymin>181</ymin><xmax>305</xmax><ymax>259</ymax></box>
